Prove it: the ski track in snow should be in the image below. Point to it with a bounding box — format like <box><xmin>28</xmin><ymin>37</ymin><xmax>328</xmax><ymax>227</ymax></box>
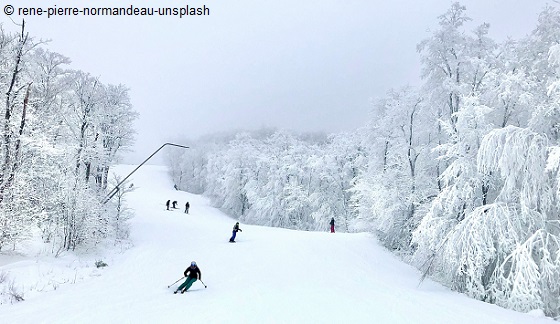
<box><xmin>0</xmin><ymin>165</ymin><xmax>552</xmax><ymax>323</ymax></box>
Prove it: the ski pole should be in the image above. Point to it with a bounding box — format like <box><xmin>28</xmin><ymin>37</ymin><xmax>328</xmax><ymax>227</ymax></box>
<box><xmin>199</xmin><ymin>279</ymin><xmax>207</xmax><ymax>288</ymax></box>
<box><xmin>168</xmin><ymin>277</ymin><xmax>184</xmax><ymax>288</ymax></box>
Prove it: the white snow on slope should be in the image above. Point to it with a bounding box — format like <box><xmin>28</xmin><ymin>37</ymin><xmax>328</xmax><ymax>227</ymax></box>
<box><xmin>0</xmin><ymin>165</ymin><xmax>552</xmax><ymax>323</ymax></box>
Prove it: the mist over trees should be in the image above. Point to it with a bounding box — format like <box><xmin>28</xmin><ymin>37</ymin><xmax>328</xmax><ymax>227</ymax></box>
<box><xmin>0</xmin><ymin>22</ymin><xmax>137</xmax><ymax>255</ymax></box>
<box><xmin>167</xmin><ymin>3</ymin><xmax>560</xmax><ymax>317</ymax></box>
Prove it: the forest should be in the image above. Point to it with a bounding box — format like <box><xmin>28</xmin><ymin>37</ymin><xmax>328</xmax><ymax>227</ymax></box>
<box><xmin>0</xmin><ymin>22</ymin><xmax>137</xmax><ymax>255</ymax></box>
<box><xmin>166</xmin><ymin>3</ymin><xmax>560</xmax><ymax>317</ymax></box>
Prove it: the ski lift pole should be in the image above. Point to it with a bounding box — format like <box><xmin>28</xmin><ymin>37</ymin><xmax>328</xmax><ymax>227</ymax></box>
<box><xmin>102</xmin><ymin>143</ymin><xmax>189</xmax><ymax>204</ymax></box>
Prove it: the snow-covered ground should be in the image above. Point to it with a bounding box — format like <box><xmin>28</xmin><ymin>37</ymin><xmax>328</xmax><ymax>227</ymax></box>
<box><xmin>0</xmin><ymin>165</ymin><xmax>553</xmax><ymax>323</ymax></box>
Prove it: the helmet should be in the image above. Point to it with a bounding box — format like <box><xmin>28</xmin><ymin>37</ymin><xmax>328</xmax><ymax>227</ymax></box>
<box><xmin>236</xmin><ymin>222</ymin><xmax>239</xmax><ymax>224</ymax></box>
<box><xmin>191</xmin><ymin>261</ymin><xmax>197</xmax><ymax>267</ymax></box>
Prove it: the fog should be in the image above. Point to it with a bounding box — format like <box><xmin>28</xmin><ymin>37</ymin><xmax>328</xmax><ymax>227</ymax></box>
<box><xmin>2</xmin><ymin>0</ymin><xmax>549</xmax><ymax>162</ymax></box>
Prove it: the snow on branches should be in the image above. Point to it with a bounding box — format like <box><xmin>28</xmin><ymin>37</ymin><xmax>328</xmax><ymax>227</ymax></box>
<box><xmin>0</xmin><ymin>24</ymin><xmax>137</xmax><ymax>253</ymax></box>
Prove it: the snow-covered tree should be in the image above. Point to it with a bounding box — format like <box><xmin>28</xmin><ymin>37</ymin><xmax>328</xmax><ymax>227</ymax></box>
<box><xmin>0</xmin><ymin>23</ymin><xmax>137</xmax><ymax>253</ymax></box>
<box><xmin>413</xmin><ymin>4</ymin><xmax>560</xmax><ymax>316</ymax></box>
<box><xmin>350</xmin><ymin>87</ymin><xmax>438</xmax><ymax>250</ymax></box>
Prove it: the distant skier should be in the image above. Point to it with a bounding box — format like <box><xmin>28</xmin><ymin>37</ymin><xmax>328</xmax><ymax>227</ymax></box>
<box><xmin>185</xmin><ymin>202</ymin><xmax>190</xmax><ymax>214</ymax></box>
<box><xmin>166</xmin><ymin>200</ymin><xmax>171</xmax><ymax>210</ymax></box>
<box><xmin>172</xmin><ymin>200</ymin><xmax>178</xmax><ymax>209</ymax></box>
<box><xmin>174</xmin><ymin>261</ymin><xmax>202</xmax><ymax>294</ymax></box>
<box><xmin>330</xmin><ymin>217</ymin><xmax>335</xmax><ymax>233</ymax></box>
<box><xmin>229</xmin><ymin>222</ymin><xmax>242</xmax><ymax>242</ymax></box>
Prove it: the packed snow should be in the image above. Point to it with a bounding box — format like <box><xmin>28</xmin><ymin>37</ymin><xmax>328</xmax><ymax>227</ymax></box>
<box><xmin>0</xmin><ymin>165</ymin><xmax>552</xmax><ymax>323</ymax></box>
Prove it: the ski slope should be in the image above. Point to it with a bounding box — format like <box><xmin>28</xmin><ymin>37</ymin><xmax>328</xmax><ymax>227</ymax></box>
<box><xmin>0</xmin><ymin>165</ymin><xmax>552</xmax><ymax>323</ymax></box>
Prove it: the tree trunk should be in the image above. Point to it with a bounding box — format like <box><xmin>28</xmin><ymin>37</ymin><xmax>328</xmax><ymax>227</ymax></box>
<box><xmin>0</xmin><ymin>23</ymin><xmax>28</xmax><ymax>203</ymax></box>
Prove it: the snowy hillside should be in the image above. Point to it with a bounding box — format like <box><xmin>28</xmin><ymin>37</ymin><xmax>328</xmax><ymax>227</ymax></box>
<box><xmin>0</xmin><ymin>165</ymin><xmax>552</xmax><ymax>323</ymax></box>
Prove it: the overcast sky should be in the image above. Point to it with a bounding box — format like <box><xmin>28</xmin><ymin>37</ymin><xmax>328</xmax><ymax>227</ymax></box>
<box><xmin>2</xmin><ymin>0</ymin><xmax>553</xmax><ymax>163</ymax></box>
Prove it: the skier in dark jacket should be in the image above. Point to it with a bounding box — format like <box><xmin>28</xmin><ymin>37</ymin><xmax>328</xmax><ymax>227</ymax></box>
<box><xmin>185</xmin><ymin>202</ymin><xmax>190</xmax><ymax>214</ymax></box>
<box><xmin>166</xmin><ymin>200</ymin><xmax>171</xmax><ymax>210</ymax></box>
<box><xmin>172</xmin><ymin>200</ymin><xmax>178</xmax><ymax>209</ymax></box>
<box><xmin>330</xmin><ymin>217</ymin><xmax>335</xmax><ymax>233</ymax></box>
<box><xmin>174</xmin><ymin>261</ymin><xmax>202</xmax><ymax>294</ymax></box>
<box><xmin>229</xmin><ymin>222</ymin><xmax>242</xmax><ymax>242</ymax></box>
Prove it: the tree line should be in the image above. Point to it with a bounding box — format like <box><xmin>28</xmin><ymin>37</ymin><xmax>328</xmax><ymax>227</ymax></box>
<box><xmin>0</xmin><ymin>22</ymin><xmax>137</xmax><ymax>255</ymax></box>
<box><xmin>167</xmin><ymin>3</ymin><xmax>560</xmax><ymax>317</ymax></box>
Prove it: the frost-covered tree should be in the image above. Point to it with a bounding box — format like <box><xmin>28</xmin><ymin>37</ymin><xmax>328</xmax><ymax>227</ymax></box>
<box><xmin>0</xmin><ymin>23</ymin><xmax>38</xmax><ymax>250</ymax></box>
<box><xmin>413</xmin><ymin>4</ymin><xmax>560</xmax><ymax>316</ymax></box>
<box><xmin>167</xmin><ymin>143</ymin><xmax>210</xmax><ymax>194</ymax></box>
<box><xmin>108</xmin><ymin>174</ymin><xmax>134</xmax><ymax>245</ymax></box>
<box><xmin>239</xmin><ymin>131</ymin><xmax>311</xmax><ymax>229</ymax></box>
<box><xmin>417</xmin><ymin>2</ymin><xmax>472</xmax><ymax>132</ymax></box>
<box><xmin>313</xmin><ymin>132</ymin><xmax>365</xmax><ymax>232</ymax></box>
<box><xmin>206</xmin><ymin>132</ymin><xmax>259</xmax><ymax>217</ymax></box>
<box><xmin>350</xmin><ymin>87</ymin><xmax>438</xmax><ymax>250</ymax></box>
<box><xmin>412</xmin><ymin>1</ymin><xmax>498</xmax><ymax>256</ymax></box>
<box><xmin>0</xmin><ymin>23</ymin><xmax>137</xmax><ymax>253</ymax></box>
<box><xmin>94</xmin><ymin>84</ymin><xmax>137</xmax><ymax>189</ymax></box>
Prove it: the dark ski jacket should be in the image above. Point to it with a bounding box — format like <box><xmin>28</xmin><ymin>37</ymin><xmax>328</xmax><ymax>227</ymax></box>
<box><xmin>233</xmin><ymin>223</ymin><xmax>242</xmax><ymax>232</ymax></box>
<box><xmin>330</xmin><ymin>218</ymin><xmax>335</xmax><ymax>226</ymax></box>
<box><xmin>184</xmin><ymin>265</ymin><xmax>201</xmax><ymax>280</ymax></box>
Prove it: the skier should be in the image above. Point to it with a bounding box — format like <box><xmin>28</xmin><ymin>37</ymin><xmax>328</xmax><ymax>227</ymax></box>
<box><xmin>229</xmin><ymin>222</ymin><xmax>242</xmax><ymax>242</ymax></box>
<box><xmin>166</xmin><ymin>199</ymin><xmax>171</xmax><ymax>210</ymax></box>
<box><xmin>185</xmin><ymin>202</ymin><xmax>190</xmax><ymax>214</ymax></box>
<box><xmin>330</xmin><ymin>217</ymin><xmax>335</xmax><ymax>233</ymax></box>
<box><xmin>174</xmin><ymin>261</ymin><xmax>202</xmax><ymax>294</ymax></box>
<box><xmin>172</xmin><ymin>200</ymin><xmax>178</xmax><ymax>209</ymax></box>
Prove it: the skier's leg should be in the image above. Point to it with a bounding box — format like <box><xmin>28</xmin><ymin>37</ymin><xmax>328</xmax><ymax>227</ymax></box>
<box><xmin>176</xmin><ymin>279</ymin><xmax>189</xmax><ymax>292</ymax></box>
<box><xmin>230</xmin><ymin>231</ymin><xmax>237</xmax><ymax>242</ymax></box>
<box><xmin>184</xmin><ymin>278</ymin><xmax>197</xmax><ymax>291</ymax></box>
